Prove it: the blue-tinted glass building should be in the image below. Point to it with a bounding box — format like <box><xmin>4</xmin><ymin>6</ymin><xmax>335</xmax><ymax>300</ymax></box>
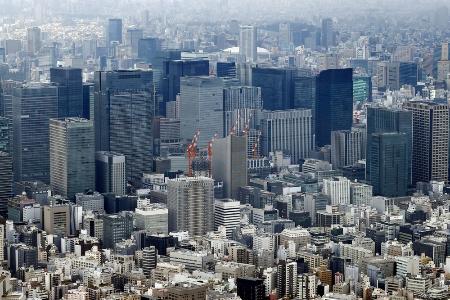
<box><xmin>94</xmin><ymin>70</ymin><xmax>154</xmax><ymax>185</ymax></box>
<box><xmin>161</xmin><ymin>59</ymin><xmax>209</xmax><ymax>112</ymax></box>
<box><xmin>315</xmin><ymin>68</ymin><xmax>353</xmax><ymax>147</ymax></box>
<box><xmin>50</xmin><ymin>67</ymin><xmax>83</xmax><ymax>118</ymax></box>
<box><xmin>368</xmin><ymin>132</ymin><xmax>409</xmax><ymax>197</ymax></box>
<box><xmin>366</xmin><ymin>106</ymin><xmax>412</xmax><ymax>184</ymax></box>
<box><xmin>217</xmin><ymin>61</ymin><xmax>237</xmax><ymax>78</ymax></box>
<box><xmin>252</xmin><ymin>66</ymin><xmax>297</xmax><ymax>110</ymax></box>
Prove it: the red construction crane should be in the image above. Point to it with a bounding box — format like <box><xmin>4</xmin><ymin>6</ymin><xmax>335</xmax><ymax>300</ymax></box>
<box><xmin>187</xmin><ymin>130</ymin><xmax>200</xmax><ymax>177</ymax></box>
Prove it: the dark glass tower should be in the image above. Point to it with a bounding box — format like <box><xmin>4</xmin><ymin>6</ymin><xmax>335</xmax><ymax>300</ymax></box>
<box><xmin>366</xmin><ymin>107</ymin><xmax>412</xmax><ymax>184</ymax></box>
<box><xmin>94</xmin><ymin>70</ymin><xmax>154</xmax><ymax>185</ymax></box>
<box><xmin>162</xmin><ymin>59</ymin><xmax>209</xmax><ymax>109</ymax></box>
<box><xmin>12</xmin><ymin>84</ymin><xmax>59</xmax><ymax>183</ymax></box>
<box><xmin>50</xmin><ymin>67</ymin><xmax>83</xmax><ymax>118</ymax></box>
<box><xmin>315</xmin><ymin>68</ymin><xmax>353</xmax><ymax>147</ymax></box>
<box><xmin>368</xmin><ymin>132</ymin><xmax>409</xmax><ymax>197</ymax></box>
<box><xmin>217</xmin><ymin>61</ymin><xmax>237</xmax><ymax>78</ymax></box>
<box><xmin>252</xmin><ymin>67</ymin><xmax>296</xmax><ymax>110</ymax></box>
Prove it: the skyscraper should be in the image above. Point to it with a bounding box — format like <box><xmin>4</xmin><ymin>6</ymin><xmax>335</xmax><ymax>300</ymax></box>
<box><xmin>331</xmin><ymin>128</ymin><xmax>365</xmax><ymax>169</ymax></box>
<box><xmin>49</xmin><ymin>118</ymin><xmax>95</xmax><ymax>199</ymax></box>
<box><xmin>167</xmin><ymin>177</ymin><xmax>214</xmax><ymax>236</ymax></box>
<box><xmin>102</xmin><ymin>212</ymin><xmax>134</xmax><ymax>249</ymax></box>
<box><xmin>0</xmin><ymin>117</ymin><xmax>11</xmax><ymax>154</ymax></box>
<box><xmin>179</xmin><ymin>76</ymin><xmax>224</xmax><ymax>148</ymax></box>
<box><xmin>368</xmin><ymin>133</ymin><xmax>409</xmax><ymax>197</ymax></box>
<box><xmin>261</xmin><ymin>109</ymin><xmax>313</xmax><ymax>163</ymax></box>
<box><xmin>138</xmin><ymin>37</ymin><xmax>161</xmax><ymax>63</ymax></box>
<box><xmin>214</xmin><ymin>199</ymin><xmax>241</xmax><ymax>238</ymax></box>
<box><xmin>26</xmin><ymin>27</ymin><xmax>41</xmax><ymax>54</ymax></box>
<box><xmin>106</xmin><ymin>18</ymin><xmax>123</xmax><ymax>45</ymax></box>
<box><xmin>223</xmin><ymin>86</ymin><xmax>262</xmax><ymax>136</ymax></box>
<box><xmin>404</xmin><ymin>101</ymin><xmax>449</xmax><ymax>184</ymax></box>
<box><xmin>95</xmin><ymin>151</ymin><xmax>126</xmax><ymax>196</ymax></box>
<box><xmin>217</xmin><ymin>62</ymin><xmax>237</xmax><ymax>78</ymax></box>
<box><xmin>212</xmin><ymin>135</ymin><xmax>248</xmax><ymax>199</ymax></box>
<box><xmin>162</xmin><ymin>59</ymin><xmax>210</xmax><ymax>112</ymax></box>
<box><xmin>12</xmin><ymin>83</ymin><xmax>59</xmax><ymax>183</ymax></box>
<box><xmin>126</xmin><ymin>28</ymin><xmax>143</xmax><ymax>57</ymax></box>
<box><xmin>94</xmin><ymin>70</ymin><xmax>154</xmax><ymax>185</ymax></box>
<box><xmin>323</xmin><ymin>177</ymin><xmax>351</xmax><ymax>205</ymax></box>
<box><xmin>315</xmin><ymin>68</ymin><xmax>353</xmax><ymax>147</ymax></box>
<box><xmin>0</xmin><ymin>152</ymin><xmax>12</xmax><ymax>217</ymax></box>
<box><xmin>252</xmin><ymin>67</ymin><xmax>296</xmax><ymax>110</ymax></box>
<box><xmin>366</xmin><ymin>106</ymin><xmax>412</xmax><ymax>184</ymax></box>
<box><xmin>50</xmin><ymin>67</ymin><xmax>83</xmax><ymax>118</ymax></box>
<box><xmin>321</xmin><ymin>18</ymin><xmax>334</xmax><ymax>49</ymax></box>
<box><xmin>239</xmin><ymin>25</ymin><xmax>257</xmax><ymax>63</ymax></box>
<box><xmin>42</xmin><ymin>204</ymin><xmax>70</xmax><ymax>237</ymax></box>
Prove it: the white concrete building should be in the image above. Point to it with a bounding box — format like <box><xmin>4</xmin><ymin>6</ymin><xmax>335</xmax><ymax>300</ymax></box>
<box><xmin>323</xmin><ymin>177</ymin><xmax>351</xmax><ymax>205</ymax></box>
<box><xmin>135</xmin><ymin>204</ymin><xmax>168</xmax><ymax>234</ymax></box>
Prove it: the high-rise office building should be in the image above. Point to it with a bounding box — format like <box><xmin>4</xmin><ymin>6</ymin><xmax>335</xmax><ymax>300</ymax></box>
<box><xmin>152</xmin><ymin>50</ymin><xmax>182</xmax><ymax>103</ymax></box>
<box><xmin>50</xmin><ymin>67</ymin><xmax>83</xmax><ymax>118</ymax></box>
<box><xmin>126</xmin><ymin>28</ymin><xmax>143</xmax><ymax>57</ymax></box>
<box><xmin>368</xmin><ymin>133</ymin><xmax>409</xmax><ymax>197</ymax></box>
<box><xmin>135</xmin><ymin>204</ymin><xmax>168</xmax><ymax>234</ymax></box>
<box><xmin>252</xmin><ymin>67</ymin><xmax>297</xmax><ymax>110</ymax></box>
<box><xmin>223</xmin><ymin>86</ymin><xmax>262</xmax><ymax>136</ymax></box>
<box><xmin>8</xmin><ymin>244</ymin><xmax>38</xmax><ymax>276</ymax></box>
<box><xmin>26</xmin><ymin>27</ymin><xmax>41</xmax><ymax>54</ymax></box>
<box><xmin>0</xmin><ymin>48</ymin><xmax>5</xmax><ymax>63</ymax></box>
<box><xmin>404</xmin><ymin>101</ymin><xmax>449</xmax><ymax>184</ymax></box>
<box><xmin>321</xmin><ymin>18</ymin><xmax>335</xmax><ymax>49</ymax></box>
<box><xmin>42</xmin><ymin>204</ymin><xmax>70</xmax><ymax>237</ymax></box>
<box><xmin>162</xmin><ymin>59</ymin><xmax>210</xmax><ymax>111</ymax></box>
<box><xmin>323</xmin><ymin>177</ymin><xmax>351</xmax><ymax>205</ymax></box>
<box><xmin>293</xmin><ymin>71</ymin><xmax>316</xmax><ymax>110</ymax></box>
<box><xmin>239</xmin><ymin>26</ymin><xmax>257</xmax><ymax>63</ymax></box>
<box><xmin>212</xmin><ymin>135</ymin><xmax>247</xmax><ymax>199</ymax></box>
<box><xmin>12</xmin><ymin>83</ymin><xmax>58</xmax><ymax>183</ymax></box>
<box><xmin>95</xmin><ymin>151</ymin><xmax>126</xmax><ymax>196</ymax></box>
<box><xmin>102</xmin><ymin>212</ymin><xmax>134</xmax><ymax>249</ymax></box>
<box><xmin>138</xmin><ymin>37</ymin><xmax>161</xmax><ymax>63</ymax></box>
<box><xmin>331</xmin><ymin>128</ymin><xmax>365</xmax><ymax>169</ymax></box>
<box><xmin>75</xmin><ymin>192</ymin><xmax>104</xmax><ymax>214</ymax></box>
<box><xmin>366</xmin><ymin>106</ymin><xmax>412</xmax><ymax>184</ymax></box>
<box><xmin>94</xmin><ymin>70</ymin><xmax>154</xmax><ymax>185</ymax></box>
<box><xmin>353</xmin><ymin>75</ymin><xmax>372</xmax><ymax>102</ymax></box>
<box><xmin>167</xmin><ymin>177</ymin><xmax>214</xmax><ymax>236</ymax></box>
<box><xmin>106</xmin><ymin>18</ymin><xmax>123</xmax><ymax>45</ymax></box>
<box><xmin>214</xmin><ymin>199</ymin><xmax>241</xmax><ymax>238</ymax></box>
<box><xmin>236</xmin><ymin>277</ymin><xmax>265</xmax><ymax>300</ymax></box>
<box><xmin>0</xmin><ymin>117</ymin><xmax>11</xmax><ymax>154</ymax></box>
<box><xmin>49</xmin><ymin>118</ymin><xmax>95</xmax><ymax>199</ymax></box>
<box><xmin>0</xmin><ymin>152</ymin><xmax>12</xmax><ymax>217</ymax></box>
<box><xmin>217</xmin><ymin>62</ymin><xmax>237</xmax><ymax>78</ymax></box>
<box><xmin>377</xmin><ymin>62</ymin><xmax>418</xmax><ymax>90</ymax></box>
<box><xmin>315</xmin><ymin>68</ymin><xmax>353</xmax><ymax>147</ymax></box>
<box><xmin>179</xmin><ymin>76</ymin><xmax>224</xmax><ymax>148</ymax></box>
<box><xmin>261</xmin><ymin>109</ymin><xmax>313</xmax><ymax>163</ymax></box>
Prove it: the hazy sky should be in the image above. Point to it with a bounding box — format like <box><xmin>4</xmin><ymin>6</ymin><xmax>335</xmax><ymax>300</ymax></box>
<box><xmin>0</xmin><ymin>0</ymin><xmax>449</xmax><ymax>24</ymax></box>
